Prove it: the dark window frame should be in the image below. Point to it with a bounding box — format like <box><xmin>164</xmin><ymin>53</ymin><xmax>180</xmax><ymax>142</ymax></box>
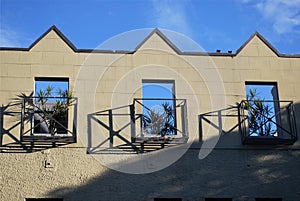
<box><xmin>141</xmin><ymin>79</ymin><xmax>178</xmax><ymax>136</ymax></box>
<box><xmin>20</xmin><ymin>76</ymin><xmax>77</xmax><ymax>143</ymax></box>
<box><xmin>35</xmin><ymin>77</ymin><xmax>69</xmax><ymax>97</ymax></box>
<box><xmin>239</xmin><ymin>81</ymin><xmax>297</xmax><ymax>145</ymax></box>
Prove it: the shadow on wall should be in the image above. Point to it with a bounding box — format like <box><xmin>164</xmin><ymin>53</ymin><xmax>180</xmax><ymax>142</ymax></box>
<box><xmin>199</xmin><ymin>101</ymin><xmax>299</xmax><ymax>147</ymax></box>
<box><xmin>198</xmin><ymin>105</ymin><xmax>241</xmax><ymax>147</ymax></box>
<box><xmin>43</xmin><ymin>104</ymin><xmax>300</xmax><ymax>201</ymax></box>
<box><xmin>294</xmin><ymin>102</ymin><xmax>300</xmax><ymax>140</ymax></box>
<box><xmin>1</xmin><ymin>97</ymin><xmax>300</xmax><ymax>200</ymax></box>
<box><xmin>44</xmin><ymin>130</ymin><xmax>300</xmax><ymax>201</ymax></box>
<box><xmin>0</xmin><ymin>93</ymin><xmax>34</xmax><ymax>152</ymax></box>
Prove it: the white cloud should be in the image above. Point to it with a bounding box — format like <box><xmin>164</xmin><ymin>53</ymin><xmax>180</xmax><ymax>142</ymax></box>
<box><xmin>245</xmin><ymin>0</ymin><xmax>300</xmax><ymax>34</ymax></box>
<box><xmin>150</xmin><ymin>0</ymin><xmax>194</xmax><ymax>37</ymax></box>
<box><xmin>0</xmin><ymin>28</ymin><xmax>21</xmax><ymax>47</ymax></box>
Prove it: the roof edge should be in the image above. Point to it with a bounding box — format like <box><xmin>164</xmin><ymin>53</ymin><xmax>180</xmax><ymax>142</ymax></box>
<box><xmin>133</xmin><ymin>28</ymin><xmax>183</xmax><ymax>54</ymax></box>
<box><xmin>0</xmin><ymin>25</ymin><xmax>78</xmax><ymax>52</ymax></box>
<box><xmin>0</xmin><ymin>26</ymin><xmax>299</xmax><ymax>58</ymax></box>
<box><xmin>236</xmin><ymin>31</ymin><xmax>281</xmax><ymax>56</ymax></box>
<box><xmin>29</xmin><ymin>25</ymin><xmax>78</xmax><ymax>51</ymax></box>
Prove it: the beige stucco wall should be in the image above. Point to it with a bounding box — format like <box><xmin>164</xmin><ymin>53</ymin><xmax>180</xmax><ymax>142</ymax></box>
<box><xmin>0</xmin><ymin>28</ymin><xmax>300</xmax><ymax>201</ymax></box>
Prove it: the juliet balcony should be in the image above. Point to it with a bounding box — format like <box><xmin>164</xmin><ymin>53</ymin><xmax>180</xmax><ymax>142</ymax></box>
<box><xmin>20</xmin><ymin>96</ymin><xmax>77</xmax><ymax>143</ymax></box>
<box><xmin>88</xmin><ymin>98</ymin><xmax>188</xmax><ymax>153</ymax></box>
<box><xmin>238</xmin><ymin>100</ymin><xmax>297</xmax><ymax>145</ymax></box>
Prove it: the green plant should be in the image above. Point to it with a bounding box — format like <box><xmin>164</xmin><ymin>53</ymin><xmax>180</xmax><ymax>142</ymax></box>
<box><xmin>142</xmin><ymin>101</ymin><xmax>176</xmax><ymax>136</ymax></box>
<box><xmin>244</xmin><ymin>88</ymin><xmax>276</xmax><ymax>136</ymax></box>
<box><xmin>34</xmin><ymin>85</ymin><xmax>73</xmax><ymax>135</ymax></box>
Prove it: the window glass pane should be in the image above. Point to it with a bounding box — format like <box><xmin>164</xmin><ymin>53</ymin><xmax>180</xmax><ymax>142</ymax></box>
<box><xmin>33</xmin><ymin>78</ymin><xmax>70</xmax><ymax>134</ymax></box>
<box><xmin>142</xmin><ymin>81</ymin><xmax>176</xmax><ymax>136</ymax></box>
<box><xmin>35</xmin><ymin>78</ymin><xmax>69</xmax><ymax>97</ymax></box>
<box><xmin>245</xmin><ymin>82</ymin><xmax>280</xmax><ymax>136</ymax></box>
<box><xmin>245</xmin><ymin>83</ymin><xmax>278</xmax><ymax>101</ymax></box>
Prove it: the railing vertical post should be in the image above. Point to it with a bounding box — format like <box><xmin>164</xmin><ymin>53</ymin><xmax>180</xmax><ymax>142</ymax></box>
<box><xmin>0</xmin><ymin>104</ymin><xmax>3</xmax><ymax>146</ymax></box>
<box><xmin>140</xmin><ymin>114</ymin><xmax>143</xmax><ymax>138</ymax></box>
<box><xmin>73</xmin><ymin>98</ymin><xmax>78</xmax><ymax>142</ymax></box>
<box><xmin>218</xmin><ymin>110</ymin><xmax>223</xmax><ymax>136</ymax></box>
<box><xmin>181</xmin><ymin>100</ymin><xmax>188</xmax><ymax>138</ymax></box>
<box><xmin>238</xmin><ymin>102</ymin><xmax>244</xmax><ymax>143</ymax></box>
<box><xmin>198</xmin><ymin>115</ymin><xmax>203</xmax><ymax>143</ymax></box>
<box><xmin>20</xmin><ymin>99</ymin><xmax>25</xmax><ymax>141</ymax></box>
<box><xmin>108</xmin><ymin>109</ymin><xmax>113</xmax><ymax>148</ymax></box>
<box><xmin>289</xmin><ymin>103</ymin><xmax>297</xmax><ymax>140</ymax></box>
<box><xmin>130</xmin><ymin>104</ymin><xmax>136</xmax><ymax>143</ymax></box>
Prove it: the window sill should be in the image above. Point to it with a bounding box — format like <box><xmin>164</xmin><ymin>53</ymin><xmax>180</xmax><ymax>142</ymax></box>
<box><xmin>22</xmin><ymin>135</ymin><xmax>76</xmax><ymax>143</ymax></box>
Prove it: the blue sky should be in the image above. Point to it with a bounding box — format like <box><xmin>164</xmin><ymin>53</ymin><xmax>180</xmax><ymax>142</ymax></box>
<box><xmin>0</xmin><ymin>0</ymin><xmax>300</xmax><ymax>53</ymax></box>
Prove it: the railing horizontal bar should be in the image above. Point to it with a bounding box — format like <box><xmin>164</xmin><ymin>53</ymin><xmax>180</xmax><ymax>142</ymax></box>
<box><xmin>31</xmin><ymin>96</ymin><xmax>75</xmax><ymax>99</ymax></box>
<box><xmin>240</xmin><ymin>100</ymin><xmax>293</xmax><ymax>103</ymax></box>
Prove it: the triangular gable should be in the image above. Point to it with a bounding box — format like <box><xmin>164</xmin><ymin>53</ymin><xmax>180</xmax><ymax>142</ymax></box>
<box><xmin>29</xmin><ymin>25</ymin><xmax>77</xmax><ymax>52</ymax></box>
<box><xmin>236</xmin><ymin>32</ymin><xmax>279</xmax><ymax>57</ymax></box>
<box><xmin>134</xmin><ymin>28</ymin><xmax>182</xmax><ymax>54</ymax></box>
<box><xmin>0</xmin><ymin>26</ymin><xmax>299</xmax><ymax>58</ymax></box>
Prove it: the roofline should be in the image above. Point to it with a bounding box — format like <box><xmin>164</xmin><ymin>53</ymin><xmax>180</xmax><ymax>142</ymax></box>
<box><xmin>235</xmin><ymin>32</ymin><xmax>300</xmax><ymax>58</ymax></box>
<box><xmin>133</xmin><ymin>28</ymin><xmax>182</xmax><ymax>54</ymax></box>
<box><xmin>0</xmin><ymin>25</ymin><xmax>299</xmax><ymax>58</ymax></box>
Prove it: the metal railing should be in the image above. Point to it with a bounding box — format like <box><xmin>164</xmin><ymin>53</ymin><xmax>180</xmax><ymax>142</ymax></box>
<box><xmin>21</xmin><ymin>97</ymin><xmax>77</xmax><ymax>142</ymax></box>
<box><xmin>133</xmin><ymin>98</ymin><xmax>188</xmax><ymax>142</ymax></box>
<box><xmin>88</xmin><ymin>98</ymin><xmax>188</xmax><ymax>153</ymax></box>
<box><xmin>238</xmin><ymin>100</ymin><xmax>297</xmax><ymax>144</ymax></box>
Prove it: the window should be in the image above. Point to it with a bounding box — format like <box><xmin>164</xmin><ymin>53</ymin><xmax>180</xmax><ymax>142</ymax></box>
<box><xmin>239</xmin><ymin>81</ymin><xmax>297</xmax><ymax>144</ymax></box>
<box><xmin>33</xmin><ymin>78</ymin><xmax>70</xmax><ymax>135</ymax></box>
<box><xmin>21</xmin><ymin>77</ymin><xmax>77</xmax><ymax>142</ymax></box>
<box><xmin>245</xmin><ymin>82</ymin><xmax>279</xmax><ymax>137</ymax></box>
<box><xmin>35</xmin><ymin>78</ymin><xmax>69</xmax><ymax>97</ymax></box>
<box><xmin>205</xmin><ymin>198</ymin><xmax>232</xmax><ymax>201</ymax></box>
<box><xmin>141</xmin><ymin>80</ymin><xmax>177</xmax><ymax>136</ymax></box>
<box><xmin>132</xmin><ymin>80</ymin><xmax>188</xmax><ymax>143</ymax></box>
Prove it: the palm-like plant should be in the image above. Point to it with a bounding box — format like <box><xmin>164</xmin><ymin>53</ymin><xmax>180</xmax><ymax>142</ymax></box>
<box><xmin>34</xmin><ymin>85</ymin><xmax>73</xmax><ymax>135</ymax></box>
<box><xmin>142</xmin><ymin>101</ymin><xmax>176</xmax><ymax>136</ymax></box>
<box><xmin>244</xmin><ymin>89</ymin><xmax>276</xmax><ymax>136</ymax></box>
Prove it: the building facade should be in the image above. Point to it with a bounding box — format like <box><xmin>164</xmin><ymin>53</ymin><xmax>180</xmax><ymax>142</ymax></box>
<box><xmin>0</xmin><ymin>26</ymin><xmax>299</xmax><ymax>201</ymax></box>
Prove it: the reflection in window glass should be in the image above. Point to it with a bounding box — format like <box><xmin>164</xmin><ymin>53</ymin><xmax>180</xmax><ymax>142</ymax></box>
<box><xmin>142</xmin><ymin>80</ymin><xmax>176</xmax><ymax>136</ymax></box>
<box><xmin>245</xmin><ymin>82</ymin><xmax>280</xmax><ymax>136</ymax></box>
<box><xmin>35</xmin><ymin>78</ymin><xmax>69</xmax><ymax>97</ymax></box>
<box><xmin>33</xmin><ymin>78</ymin><xmax>70</xmax><ymax>135</ymax></box>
